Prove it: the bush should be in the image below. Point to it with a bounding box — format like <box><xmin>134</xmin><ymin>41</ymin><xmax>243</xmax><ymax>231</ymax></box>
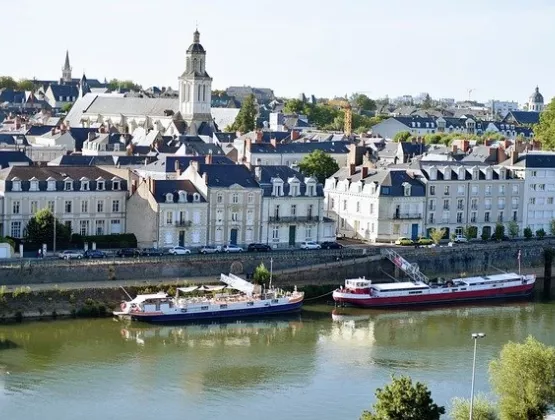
<box><xmin>450</xmin><ymin>394</ymin><xmax>498</xmax><ymax>420</ymax></box>
<box><xmin>523</xmin><ymin>227</ymin><xmax>533</xmax><ymax>240</ymax></box>
<box><xmin>481</xmin><ymin>231</ymin><xmax>490</xmax><ymax>241</ymax></box>
<box><xmin>536</xmin><ymin>228</ymin><xmax>546</xmax><ymax>239</ymax></box>
<box><xmin>71</xmin><ymin>234</ymin><xmax>137</xmax><ymax>249</ymax></box>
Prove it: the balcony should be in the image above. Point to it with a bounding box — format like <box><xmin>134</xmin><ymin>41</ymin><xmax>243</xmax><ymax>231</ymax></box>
<box><xmin>269</xmin><ymin>216</ymin><xmax>317</xmax><ymax>223</ymax></box>
<box><xmin>392</xmin><ymin>213</ymin><xmax>422</xmax><ymax>220</ymax></box>
<box><xmin>174</xmin><ymin>220</ymin><xmax>192</xmax><ymax>227</ymax></box>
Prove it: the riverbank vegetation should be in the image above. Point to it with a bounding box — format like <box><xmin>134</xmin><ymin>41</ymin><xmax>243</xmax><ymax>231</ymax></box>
<box><xmin>360</xmin><ymin>336</ymin><xmax>555</xmax><ymax>420</ymax></box>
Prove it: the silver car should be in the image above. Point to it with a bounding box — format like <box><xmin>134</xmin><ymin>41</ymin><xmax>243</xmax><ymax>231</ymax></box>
<box><xmin>58</xmin><ymin>250</ymin><xmax>84</xmax><ymax>260</ymax></box>
<box><xmin>223</xmin><ymin>245</ymin><xmax>243</xmax><ymax>253</ymax></box>
<box><xmin>199</xmin><ymin>245</ymin><xmax>221</xmax><ymax>254</ymax></box>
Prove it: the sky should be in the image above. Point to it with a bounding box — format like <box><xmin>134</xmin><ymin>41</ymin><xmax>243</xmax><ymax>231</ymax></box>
<box><xmin>2</xmin><ymin>0</ymin><xmax>554</xmax><ymax>104</ymax></box>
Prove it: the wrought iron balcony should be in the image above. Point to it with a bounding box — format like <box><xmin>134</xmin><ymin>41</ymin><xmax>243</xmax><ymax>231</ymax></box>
<box><xmin>268</xmin><ymin>216</ymin><xmax>317</xmax><ymax>223</ymax></box>
<box><xmin>392</xmin><ymin>213</ymin><xmax>422</xmax><ymax>220</ymax></box>
<box><xmin>174</xmin><ymin>220</ymin><xmax>192</xmax><ymax>227</ymax></box>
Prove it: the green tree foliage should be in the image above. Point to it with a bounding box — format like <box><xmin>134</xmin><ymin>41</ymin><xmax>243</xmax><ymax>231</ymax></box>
<box><xmin>17</xmin><ymin>79</ymin><xmax>35</xmax><ymax>91</ymax></box>
<box><xmin>108</xmin><ymin>79</ymin><xmax>141</xmax><ymax>91</ymax></box>
<box><xmin>0</xmin><ymin>236</ymin><xmax>15</xmax><ymax>250</ymax></box>
<box><xmin>351</xmin><ymin>93</ymin><xmax>376</xmax><ymax>111</ymax></box>
<box><xmin>298</xmin><ymin>149</ymin><xmax>339</xmax><ymax>183</ymax></box>
<box><xmin>450</xmin><ymin>394</ymin><xmax>498</xmax><ymax>420</ymax></box>
<box><xmin>534</xmin><ymin>98</ymin><xmax>555</xmax><ymax>149</ymax></box>
<box><xmin>489</xmin><ymin>336</ymin><xmax>555</xmax><ymax>420</ymax></box>
<box><xmin>493</xmin><ymin>223</ymin><xmax>505</xmax><ymax>240</ymax></box>
<box><xmin>229</xmin><ymin>93</ymin><xmax>257</xmax><ymax>133</ymax></box>
<box><xmin>536</xmin><ymin>228</ymin><xmax>546</xmax><ymax>239</ymax></box>
<box><xmin>283</xmin><ymin>99</ymin><xmax>306</xmax><ymax>114</ymax></box>
<box><xmin>23</xmin><ymin>209</ymin><xmax>71</xmax><ymax>249</ymax></box>
<box><xmin>429</xmin><ymin>228</ymin><xmax>446</xmax><ymax>245</ymax></box>
<box><xmin>0</xmin><ymin>76</ymin><xmax>17</xmax><ymax>90</ymax></box>
<box><xmin>507</xmin><ymin>220</ymin><xmax>519</xmax><ymax>238</ymax></box>
<box><xmin>361</xmin><ymin>375</ymin><xmax>445</xmax><ymax>420</ymax></box>
<box><xmin>394</xmin><ymin>131</ymin><xmax>412</xmax><ymax>142</ymax></box>
<box><xmin>61</xmin><ymin>102</ymin><xmax>73</xmax><ymax>113</ymax></box>
<box><xmin>550</xmin><ymin>219</ymin><xmax>555</xmax><ymax>236</ymax></box>
<box><xmin>422</xmin><ymin>93</ymin><xmax>433</xmax><ymax>109</ymax></box>
<box><xmin>463</xmin><ymin>225</ymin><xmax>478</xmax><ymax>240</ymax></box>
<box><xmin>523</xmin><ymin>226</ymin><xmax>533</xmax><ymax>240</ymax></box>
<box><xmin>252</xmin><ymin>262</ymin><xmax>271</xmax><ymax>285</ymax></box>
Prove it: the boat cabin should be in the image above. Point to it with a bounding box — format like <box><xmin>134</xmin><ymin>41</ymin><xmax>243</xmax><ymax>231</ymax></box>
<box><xmin>344</xmin><ymin>278</ymin><xmax>373</xmax><ymax>294</ymax></box>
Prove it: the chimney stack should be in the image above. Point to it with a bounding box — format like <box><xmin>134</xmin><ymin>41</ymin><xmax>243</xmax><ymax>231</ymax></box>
<box><xmin>205</xmin><ymin>153</ymin><xmax>213</xmax><ymax>164</ymax></box>
<box><xmin>349</xmin><ymin>163</ymin><xmax>356</xmax><ymax>176</ymax></box>
<box><xmin>174</xmin><ymin>159</ymin><xmax>181</xmax><ymax>175</ymax></box>
<box><xmin>254</xmin><ymin>166</ymin><xmax>261</xmax><ymax>180</ymax></box>
<box><xmin>451</xmin><ymin>144</ymin><xmax>458</xmax><ymax>154</ymax></box>
<box><xmin>361</xmin><ymin>166</ymin><xmax>369</xmax><ymax>178</ymax></box>
<box><xmin>255</xmin><ymin>130</ymin><xmax>263</xmax><ymax>143</ymax></box>
<box><xmin>191</xmin><ymin>160</ymin><xmax>199</xmax><ymax>173</ymax></box>
<box><xmin>510</xmin><ymin>150</ymin><xmax>519</xmax><ymax>165</ymax></box>
<box><xmin>270</xmin><ymin>138</ymin><xmax>277</xmax><ymax>148</ymax></box>
<box><xmin>291</xmin><ymin>130</ymin><xmax>300</xmax><ymax>141</ymax></box>
<box><xmin>202</xmin><ymin>172</ymin><xmax>208</xmax><ymax>184</ymax></box>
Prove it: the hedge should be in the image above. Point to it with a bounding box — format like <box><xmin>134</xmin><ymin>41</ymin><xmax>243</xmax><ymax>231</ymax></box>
<box><xmin>70</xmin><ymin>234</ymin><xmax>137</xmax><ymax>249</ymax></box>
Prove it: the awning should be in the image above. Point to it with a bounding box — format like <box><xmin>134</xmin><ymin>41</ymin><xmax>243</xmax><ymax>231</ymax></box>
<box><xmin>177</xmin><ymin>286</ymin><xmax>199</xmax><ymax>293</ymax></box>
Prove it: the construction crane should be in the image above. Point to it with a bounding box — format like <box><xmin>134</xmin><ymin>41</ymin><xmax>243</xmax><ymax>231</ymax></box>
<box><xmin>328</xmin><ymin>97</ymin><xmax>353</xmax><ymax>137</ymax></box>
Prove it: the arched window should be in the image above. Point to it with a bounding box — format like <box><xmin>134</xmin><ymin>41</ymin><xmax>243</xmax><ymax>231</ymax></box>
<box><xmin>198</xmin><ymin>85</ymin><xmax>201</xmax><ymax>101</ymax></box>
<box><xmin>178</xmin><ymin>191</ymin><xmax>187</xmax><ymax>203</ymax></box>
<box><xmin>193</xmin><ymin>193</ymin><xmax>200</xmax><ymax>202</ymax></box>
<box><xmin>166</xmin><ymin>193</ymin><xmax>174</xmax><ymax>203</ymax></box>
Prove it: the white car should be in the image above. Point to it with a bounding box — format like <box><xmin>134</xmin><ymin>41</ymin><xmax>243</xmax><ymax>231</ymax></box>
<box><xmin>300</xmin><ymin>241</ymin><xmax>321</xmax><ymax>250</ymax></box>
<box><xmin>58</xmin><ymin>250</ymin><xmax>84</xmax><ymax>260</ymax></box>
<box><xmin>454</xmin><ymin>235</ymin><xmax>468</xmax><ymax>243</ymax></box>
<box><xmin>223</xmin><ymin>245</ymin><xmax>243</xmax><ymax>253</ymax></box>
<box><xmin>199</xmin><ymin>245</ymin><xmax>221</xmax><ymax>254</ymax></box>
<box><xmin>168</xmin><ymin>246</ymin><xmax>191</xmax><ymax>255</ymax></box>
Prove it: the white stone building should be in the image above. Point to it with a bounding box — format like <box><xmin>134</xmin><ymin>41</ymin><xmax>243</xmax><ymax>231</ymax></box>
<box><xmin>324</xmin><ymin>165</ymin><xmax>426</xmax><ymax>242</ymax></box>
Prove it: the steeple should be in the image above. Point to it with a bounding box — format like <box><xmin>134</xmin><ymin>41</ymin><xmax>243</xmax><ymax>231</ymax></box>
<box><xmin>62</xmin><ymin>50</ymin><xmax>72</xmax><ymax>84</ymax></box>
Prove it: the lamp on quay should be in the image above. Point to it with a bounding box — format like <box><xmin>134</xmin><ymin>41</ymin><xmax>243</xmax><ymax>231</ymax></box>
<box><xmin>469</xmin><ymin>332</ymin><xmax>486</xmax><ymax>420</ymax></box>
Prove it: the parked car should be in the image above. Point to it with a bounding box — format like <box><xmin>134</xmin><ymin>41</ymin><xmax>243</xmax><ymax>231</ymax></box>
<box><xmin>140</xmin><ymin>248</ymin><xmax>164</xmax><ymax>256</ymax></box>
<box><xmin>491</xmin><ymin>234</ymin><xmax>511</xmax><ymax>241</ymax></box>
<box><xmin>168</xmin><ymin>246</ymin><xmax>191</xmax><ymax>255</ymax></box>
<box><xmin>300</xmin><ymin>241</ymin><xmax>321</xmax><ymax>250</ymax></box>
<box><xmin>417</xmin><ymin>237</ymin><xmax>433</xmax><ymax>246</ymax></box>
<box><xmin>247</xmin><ymin>243</ymin><xmax>272</xmax><ymax>252</ymax></box>
<box><xmin>453</xmin><ymin>235</ymin><xmax>468</xmax><ymax>243</ymax></box>
<box><xmin>116</xmin><ymin>248</ymin><xmax>140</xmax><ymax>257</ymax></box>
<box><xmin>395</xmin><ymin>237</ymin><xmax>414</xmax><ymax>246</ymax></box>
<box><xmin>83</xmin><ymin>250</ymin><xmax>107</xmax><ymax>259</ymax></box>
<box><xmin>199</xmin><ymin>245</ymin><xmax>221</xmax><ymax>254</ymax></box>
<box><xmin>320</xmin><ymin>241</ymin><xmax>343</xmax><ymax>249</ymax></box>
<box><xmin>58</xmin><ymin>250</ymin><xmax>84</xmax><ymax>260</ymax></box>
<box><xmin>223</xmin><ymin>244</ymin><xmax>243</xmax><ymax>253</ymax></box>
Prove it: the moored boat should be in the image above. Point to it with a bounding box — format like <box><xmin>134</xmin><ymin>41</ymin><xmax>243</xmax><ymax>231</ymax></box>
<box><xmin>116</xmin><ymin>273</ymin><xmax>304</xmax><ymax>323</ymax></box>
<box><xmin>332</xmin><ymin>248</ymin><xmax>536</xmax><ymax>308</ymax></box>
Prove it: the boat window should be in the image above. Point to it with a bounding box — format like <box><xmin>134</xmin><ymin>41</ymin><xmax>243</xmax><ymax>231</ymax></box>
<box><xmin>408</xmin><ymin>291</ymin><xmax>422</xmax><ymax>295</ymax></box>
<box><xmin>272</xmin><ymin>299</ymin><xmax>279</xmax><ymax>304</ymax></box>
<box><xmin>220</xmin><ymin>304</ymin><xmax>228</xmax><ymax>309</ymax></box>
<box><xmin>247</xmin><ymin>302</ymin><xmax>254</xmax><ymax>306</ymax></box>
<box><xmin>201</xmin><ymin>305</ymin><xmax>209</xmax><ymax>310</ymax></box>
<box><xmin>451</xmin><ymin>289</ymin><xmax>458</xmax><ymax>292</ymax></box>
<box><xmin>460</xmin><ymin>288</ymin><xmax>467</xmax><ymax>291</ymax></box>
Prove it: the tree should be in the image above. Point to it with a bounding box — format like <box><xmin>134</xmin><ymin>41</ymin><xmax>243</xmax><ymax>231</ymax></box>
<box><xmin>463</xmin><ymin>225</ymin><xmax>478</xmax><ymax>240</ymax></box>
<box><xmin>429</xmin><ymin>228</ymin><xmax>446</xmax><ymax>245</ymax></box>
<box><xmin>523</xmin><ymin>226</ymin><xmax>533</xmax><ymax>240</ymax></box>
<box><xmin>23</xmin><ymin>209</ymin><xmax>71</xmax><ymax>250</ymax></box>
<box><xmin>298</xmin><ymin>149</ymin><xmax>339</xmax><ymax>183</ymax></box>
<box><xmin>450</xmin><ymin>394</ymin><xmax>498</xmax><ymax>420</ymax></box>
<box><xmin>252</xmin><ymin>262</ymin><xmax>271</xmax><ymax>285</ymax></box>
<box><xmin>17</xmin><ymin>79</ymin><xmax>35</xmax><ymax>91</ymax></box>
<box><xmin>550</xmin><ymin>219</ymin><xmax>555</xmax><ymax>236</ymax></box>
<box><xmin>393</xmin><ymin>131</ymin><xmax>411</xmax><ymax>142</ymax></box>
<box><xmin>507</xmin><ymin>220</ymin><xmax>519</xmax><ymax>238</ymax></box>
<box><xmin>283</xmin><ymin>99</ymin><xmax>306</xmax><ymax>114</ymax></box>
<box><xmin>481</xmin><ymin>230</ymin><xmax>490</xmax><ymax>241</ymax></box>
<box><xmin>351</xmin><ymin>93</ymin><xmax>376</xmax><ymax>111</ymax></box>
<box><xmin>61</xmin><ymin>102</ymin><xmax>73</xmax><ymax>113</ymax></box>
<box><xmin>493</xmin><ymin>223</ymin><xmax>505</xmax><ymax>240</ymax></box>
<box><xmin>361</xmin><ymin>375</ymin><xmax>445</xmax><ymax>420</ymax></box>
<box><xmin>0</xmin><ymin>76</ymin><xmax>17</xmax><ymax>90</ymax></box>
<box><xmin>229</xmin><ymin>93</ymin><xmax>257</xmax><ymax>133</ymax></box>
<box><xmin>422</xmin><ymin>93</ymin><xmax>433</xmax><ymax>109</ymax></box>
<box><xmin>0</xmin><ymin>236</ymin><xmax>15</xmax><ymax>251</ymax></box>
<box><xmin>108</xmin><ymin>79</ymin><xmax>141</xmax><ymax>91</ymax></box>
<box><xmin>536</xmin><ymin>228</ymin><xmax>546</xmax><ymax>239</ymax></box>
<box><xmin>489</xmin><ymin>336</ymin><xmax>555</xmax><ymax>420</ymax></box>
<box><xmin>534</xmin><ymin>98</ymin><xmax>555</xmax><ymax>149</ymax></box>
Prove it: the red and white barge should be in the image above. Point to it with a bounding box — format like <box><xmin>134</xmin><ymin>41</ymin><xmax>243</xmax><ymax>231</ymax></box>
<box><xmin>332</xmin><ymin>249</ymin><xmax>536</xmax><ymax>308</ymax></box>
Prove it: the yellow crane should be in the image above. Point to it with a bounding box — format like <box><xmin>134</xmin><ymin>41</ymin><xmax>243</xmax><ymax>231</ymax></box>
<box><xmin>328</xmin><ymin>98</ymin><xmax>353</xmax><ymax>136</ymax></box>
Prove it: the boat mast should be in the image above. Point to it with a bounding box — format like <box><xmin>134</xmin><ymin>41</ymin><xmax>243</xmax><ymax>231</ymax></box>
<box><xmin>269</xmin><ymin>257</ymin><xmax>273</xmax><ymax>289</ymax></box>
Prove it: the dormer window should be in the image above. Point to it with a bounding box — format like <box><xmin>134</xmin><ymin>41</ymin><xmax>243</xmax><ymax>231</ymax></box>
<box><xmin>47</xmin><ymin>177</ymin><xmax>56</xmax><ymax>191</ymax></box>
<box><xmin>402</xmin><ymin>182</ymin><xmax>411</xmax><ymax>197</ymax></box>
<box><xmin>80</xmin><ymin>178</ymin><xmax>90</xmax><ymax>191</ymax></box>
<box><xmin>29</xmin><ymin>177</ymin><xmax>39</xmax><ymax>192</ymax></box>
<box><xmin>429</xmin><ymin>166</ymin><xmax>437</xmax><ymax>180</ymax></box>
<box><xmin>307</xmin><ymin>184</ymin><xmax>315</xmax><ymax>196</ymax></box>
<box><xmin>232</xmin><ymin>193</ymin><xmax>239</xmax><ymax>204</ymax></box>
<box><xmin>486</xmin><ymin>167</ymin><xmax>493</xmax><ymax>180</ymax></box>
<box><xmin>11</xmin><ymin>178</ymin><xmax>22</xmax><ymax>192</ymax></box>
<box><xmin>217</xmin><ymin>193</ymin><xmax>223</xmax><ymax>204</ymax></box>
<box><xmin>64</xmin><ymin>180</ymin><xmax>73</xmax><ymax>191</ymax></box>
<box><xmin>472</xmin><ymin>168</ymin><xmax>479</xmax><ymax>180</ymax></box>
<box><xmin>290</xmin><ymin>184</ymin><xmax>299</xmax><ymax>197</ymax></box>
<box><xmin>193</xmin><ymin>193</ymin><xmax>200</xmax><ymax>202</ymax></box>
<box><xmin>272</xmin><ymin>180</ymin><xmax>284</xmax><ymax>197</ymax></box>
<box><xmin>458</xmin><ymin>167</ymin><xmax>465</xmax><ymax>180</ymax></box>
<box><xmin>178</xmin><ymin>191</ymin><xmax>187</xmax><ymax>203</ymax></box>
<box><xmin>112</xmin><ymin>180</ymin><xmax>121</xmax><ymax>190</ymax></box>
<box><xmin>97</xmin><ymin>180</ymin><xmax>105</xmax><ymax>191</ymax></box>
<box><xmin>443</xmin><ymin>167</ymin><xmax>451</xmax><ymax>180</ymax></box>
<box><xmin>499</xmin><ymin>168</ymin><xmax>506</xmax><ymax>180</ymax></box>
<box><xmin>166</xmin><ymin>193</ymin><xmax>174</xmax><ymax>203</ymax></box>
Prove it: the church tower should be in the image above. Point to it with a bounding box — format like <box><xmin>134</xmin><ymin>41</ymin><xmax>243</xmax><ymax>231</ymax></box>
<box><xmin>178</xmin><ymin>29</ymin><xmax>213</xmax><ymax>127</ymax></box>
<box><xmin>527</xmin><ymin>86</ymin><xmax>544</xmax><ymax>112</ymax></box>
<box><xmin>62</xmin><ymin>50</ymin><xmax>72</xmax><ymax>84</ymax></box>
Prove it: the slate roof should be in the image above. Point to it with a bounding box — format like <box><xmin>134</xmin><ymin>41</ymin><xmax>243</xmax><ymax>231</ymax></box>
<box><xmin>393</xmin><ymin>116</ymin><xmax>436</xmax><ymax>128</ymax></box>
<box><xmin>179</xmin><ymin>142</ymin><xmax>224</xmax><ymax>156</ymax></box>
<box><xmin>49</xmin><ymin>84</ymin><xmax>78</xmax><ymax>99</ymax></box>
<box><xmin>503</xmin><ymin>152</ymin><xmax>555</xmax><ymax>168</ymax></box>
<box><xmin>253</xmin><ymin>165</ymin><xmax>323</xmax><ymax>197</ymax></box>
<box><xmin>419</xmin><ymin>163</ymin><xmax>513</xmax><ymax>181</ymax></box>
<box><xmin>68</xmin><ymin>127</ymin><xmax>100</xmax><ymax>151</ymax></box>
<box><xmin>143</xmin><ymin>155</ymin><xmax>233</xmax><ymax>173</ymax></box>
<box><xmin>250</xmin><ymin>141</ymin><xmax>349</xmax><ymax>154</ymax></box>
<box><xmin>0</xmin><ymin>134</ymin><xmax>29</xmax><ymax>146</ymax></box>
<box><xmin>152</xmin><ymin>180</ymin><xmax>205</xmax><ymax>203</ymax></box>
<box><xmin>214</xmin><ymin>132</ymin><xmax>237</xmax><ymax>144</ymax></box>
<box><xmin>238</xmin><ymin>131</ymin><xmax>291</xmax><ymax>144</ymax></box>
<box><xmin>47</xmin><ymin>155</ymin><xmax>116</xmax><ymax>166</ymax></box>
<box><xmin>0</xmin><ymin>89</ymin><xmax>26</xmax><ymax>104</ymax></box>
<box><xmin>194</xmin><ymin>164</ymin><xmax>260</xmax><ymax>188</ymax></box>
<box><xmin>502</xmin><ymin>111</ymin><xmax>540</xmax><ymax>125</ymax></box>
<box><xmin>86</xmin><ymin>96</ymin><xmax>178</xmax><ymax>116</ymax></box>
<box><xmin>0</xmin><ymin>151</ymin><xmax>33</xmax><ymax>169</ymax></box>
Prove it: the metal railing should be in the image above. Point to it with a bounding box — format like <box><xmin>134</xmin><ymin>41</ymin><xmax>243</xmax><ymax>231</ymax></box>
<box><xmin>392</xmin><ymin>213</ymin><xmax>422</xmax><ymax>220</ymax></box>
<box><xmin>268</xmin><ymin>216</ymin><xmax>318</xmax><ymax>223</ymax></box>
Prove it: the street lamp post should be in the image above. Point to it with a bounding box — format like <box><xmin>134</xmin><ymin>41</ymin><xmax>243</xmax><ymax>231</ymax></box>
<box><xmin>469</xmin><ymin>332</ymin><xmax>486</xmax><ymax>420</ymax></box>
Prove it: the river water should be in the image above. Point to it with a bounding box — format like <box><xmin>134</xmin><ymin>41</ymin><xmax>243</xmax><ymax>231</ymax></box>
<box><xmin>0</xmin><ymin>301</ymin><xmax>554</xmax><ymax>420</ymax></box>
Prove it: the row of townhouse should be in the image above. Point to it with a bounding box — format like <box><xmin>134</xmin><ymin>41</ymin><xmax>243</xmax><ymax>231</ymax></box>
<box><xmin>0</xmin><ymin>160</ymin><xmax>336</xmax><ymax>250</ymax></box>
<box><xmin>324</xmin><ymin>151</ymin><xmax>555</xmax><ymax>242</ymax></box>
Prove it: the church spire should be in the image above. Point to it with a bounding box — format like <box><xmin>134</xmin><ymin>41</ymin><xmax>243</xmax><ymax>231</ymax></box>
<box><xmin>61</xmin><ymin>50</ymin><xmax>72</xmax><ymax>84</ymax></box>
<box><xmin>193</xmin><ymin>28</ymin><xmax>200</xmax><ymax>44</ymax></box>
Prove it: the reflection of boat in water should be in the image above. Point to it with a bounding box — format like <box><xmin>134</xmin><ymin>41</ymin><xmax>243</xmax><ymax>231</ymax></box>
<box><xmin>333</xmin><ymin>249</ymin><xmax>535</xmax><ymax>308</ymax></box>
<box><xmin>116</xmin><ymin>274</ymin><xmax>304</xmax><ymax>323</ymax></box>
<box><xmin>120</xmin><ymin>316</ymin><xmax>303</xmax><ymax>346</ymax></box>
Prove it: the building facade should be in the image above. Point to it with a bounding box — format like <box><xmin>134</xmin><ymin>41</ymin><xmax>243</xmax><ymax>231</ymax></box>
<box><xmin>0</xmin><ymin>166</ymin><xmax>127</xmax><ymax>240</ymax></box>
<box><xmin>254</xmin><ymin>166</ymin><xmax>335</xmax><ymax>248</ymax></box>
<box><xmin>418</xmin><ymin>162</ymin><xmax>524</xmax><ymax>239</ymax></box>
<box><xmin>324</xmin><ymin>165</ymin><xmax>426</xmax><ymax>242</ymax></box>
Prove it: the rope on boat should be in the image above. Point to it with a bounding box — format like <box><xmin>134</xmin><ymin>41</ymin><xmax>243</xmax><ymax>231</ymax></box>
<box><xmin>304</xmin><ymin>290</ymin><xmax>335</xmax><ymax>302</ymax></box>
